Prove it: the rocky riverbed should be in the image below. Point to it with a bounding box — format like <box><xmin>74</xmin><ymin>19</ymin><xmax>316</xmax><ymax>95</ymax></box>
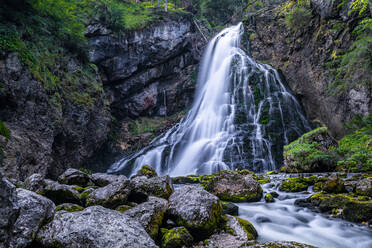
<box><xmin>1</xmin><ymin>165</ymin><xmax>371</xmax><ymax>248</ymax></box>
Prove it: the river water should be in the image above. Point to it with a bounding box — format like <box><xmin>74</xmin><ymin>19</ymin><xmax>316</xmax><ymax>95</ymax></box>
<box><xmin>238</xmin><ymin>175</ymin><xmax>372</xmax><ymax>248</ymax></box>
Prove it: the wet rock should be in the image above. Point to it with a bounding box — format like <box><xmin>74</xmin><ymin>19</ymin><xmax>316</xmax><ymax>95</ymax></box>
<box><xmin>221</xmin><ymin>201</ymin><xmax>239</xmax><ymax>216</ymax></box>
<box><xmin>36</xmin><ymin>206</ymin><xmax>157</xmax><ymax>248</ymax></box>
<box><xmin>0</xmin><ymin>173</ymin><xmax>19</xmax><ymax>247</ymax></box>
<box><xmin>129</xmin><ymin>175</ymin><xmax>174</xmax><ymax>202</ymax></box>
<box><xmin>86</xmin><ymin>178</ymin><xmax>131</xmax><ymax>208</ymax></box>
<box><xmin>271</xmin><ymin>192</ymin><xmax>279</xmax><ymax>198</ymax></box>
<box><xmin>56</xmin><ymin>203</ymin><xmax>84</xmax><ymax>212</ymax></box>
<box><xmin>283</xmin><ymin>127</ymin><xmax>338</xmax><ymax>173</ymax></box>
<box><xmin>39</xmin><ymin>179</ymin><xmax>81</xmax><ymax>205</ymax></box>
<box><xmin>91</xmin><ymin>173</ymin><xmax>127</xmax><ymax>187</ymax></box>
<box><xmin>125</xmin><ymin>196</ymin><xmax>168</xmax><ymax>239</ymax></box>
<box><xmin>167</xmin><ymin>185</ymin><xmax>222</xmax><ymax>240</ymax></box>
<box><xmin>160</xmin><ymin>227</ymin><xmax>193</xmax><ymax>248</ymax></box>
<box><xmin>264</xmin><ymin>193</ymin><xmax>275</xmax><ymax>203</ymax></box>
<box><xmin>10</xmin><ymin>189</ymin><xmax>55</xmax><ymax>248</ymax></box>
<box><xmin>204</xmin><ymin>170</ymin><xmax>263</xmax><ymax>202</ymax></box>
<box><xmin>135</xmin><ymin>165</ymin><xmax>157</xmax><ymax>178</ymax></box>
<box><xmin>58</xmin><ymin>168</ymin><xmax>93</xmax><ymax>187</ymax></box>
<box><xmin>343</xmin><ymin>201</ymin><xmax>372</xmax><ymax>223</ymax></box>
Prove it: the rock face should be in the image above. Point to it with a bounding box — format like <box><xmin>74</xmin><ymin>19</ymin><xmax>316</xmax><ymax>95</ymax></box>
<box><xmin>245</xmin><ymin>3</ymin><xmax>371</xmax><ymax>138</ymax></box>
<box><xmin>125</xmin><ymin>196</ymin><xmax>168</xmax><ymax>239</ymax></box>
<box><xmin>0</xmin><ymin>172</ymin><xmax>19</xmax><ymax>247</ymax></box>
<box><xmin>167</xmin><ymin>185</ymin><xmax>222</xmax><ymax>240</ymax></box>
<box><xmin>0</xmin><ymin>52</ymin><xmax>110</xmax><ymax>180</ymax></box>
<box><xmin>83</xmin><ymin>13</ymin><xmax>204</xmax><ymax>172</ymax></box>
<box><xmin>204</xmin><ymin>171</ymin><xmax>263</xmax><ymax>202</ymax></box>
<box><xmin>36</xmin><ymin>206</ymin><xmax>157</xmax><ymax>248</ymax></box>
<box><xmin>10</xmin><ymin>189</ymin><xmax>55</xmax><ymax>248</ymax></box>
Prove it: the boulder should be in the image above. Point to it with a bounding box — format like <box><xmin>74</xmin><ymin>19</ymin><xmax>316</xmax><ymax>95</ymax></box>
<box><xmin>86</xmin><ymin>178</ymin><xmax>131</xmax><ymax>208</ymax></box>
<box><xmin>39</xmin><ymin>179</ymin><xmax>81</xmax><ymax>205</ymax></box>
<box><xmin>355</xmin><ymin>177</ymin><xmax>372</xmax><ymax>197</ymax></box>
<box><xmin>129</xmin><ymin>175</ymin><xmax>174</xmax><ymax>202</ymax></box>
<box><xmin>91</xmin><ymin>173</ymin><xmax>127</xmax><ymax>187</ymax></box>
<box><xmin>225</xmin><ymin>214</ymin><xmax>257</xmax><ymax>240</ymax></box>
<box><xmin>160</xmin><ymin>227</ymin><xmax>193</xmax><ymax>248</ymax></box>
<box><xmin>323</xmin><ymin>177</ymin><xmax>347</xmax><ymax>194</ymax></box>
<box><xmin>125</xmin><ymin>196</ymin><xmax>168</xmax><ymax>239</ymax></box>
<box><xmin>283</xmin><ymin>127</ymin><xmax>338</xmax><ymax>173</ymax></box>
<box><xmin>10</xmin><ymin>189</ymin><xmax>55</xmax><ymax>248</ymax></box>
<box><xmin>135</xmin><ymin>165</ymin><xmax>157</xmax><ymax>178</ymax></box>
<box><xmin>264</xmin><ymin>193</ymin><xmax>275</xmax><ymax>203</ymax></box>
<box><xmin>36</xmin><ymin>206</ymin><xmax>157</xmax><ymax>248</ymax></box>
<box><xmin>167</xmin><ymin>185</ymin><xmax>222</xmax><ymax>240</ymax></box>
<box><xmin>0</xmin><ymin>173</ymin><xmax>19</xmax><ymax>247</ymax></box>
<box><xmin>221</xmin><ymin>201</ymin><xmax>239</xmax><ymax>216</ymax></box>
<box><xmin>58</xmin><ymin>168</ymin><xmax>93</xmax><ymax>187</ymax></box>
<box><xmin>23</xmin><ymin>173</ymin><xmax>45</xmax><ymax>193</ymax></box>
<box><xmin>56</xmin><ymin>203</ymin><xmax>84</xmax><ymax>212</ymax></box>
<box><xmin>204</xmin><ymin>171</ymin><xmax>262</xmax><ymax>202</ymax></box>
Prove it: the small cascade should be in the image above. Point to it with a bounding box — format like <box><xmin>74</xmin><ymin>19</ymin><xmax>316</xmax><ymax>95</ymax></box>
<box><xmin>108</xmin><ymin>23</ymin><xmax>311</xmax><ymax>177</ymax></box>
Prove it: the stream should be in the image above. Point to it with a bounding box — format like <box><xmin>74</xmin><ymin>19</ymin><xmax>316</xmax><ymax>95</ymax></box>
<box><xmin>237</xmin><ymin>175</ymin><xmax>372</xmax><ymax>248</ymax></box>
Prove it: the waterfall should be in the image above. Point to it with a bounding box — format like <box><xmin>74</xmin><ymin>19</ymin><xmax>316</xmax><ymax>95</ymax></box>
<box><xmin>108</xmin><ymin>23</ymin><xmax>311</xmax><ymax>177</ymax></box>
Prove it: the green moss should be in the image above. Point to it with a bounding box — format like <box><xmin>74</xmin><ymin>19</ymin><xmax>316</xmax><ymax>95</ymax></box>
<box><xmin>56</xmin><ymin>203</ymin><xmax>84</xmax><ymax>212</ymax></box>
<box><xmin>161</xmin><ymin>227</ymin><xmax>193</xmax><ymax>248</ymax></box>
<box><xmin>266</xmin><ymin>171</ymin><xmax>278</xmax><ymax>175</ymax></box>
<box><xmin>0</xmin><ymin>120</ymin><xmax>10</xmax><ymax>140</ymax></box>
<box><xmin>264</xmin><ymin>193</ymin><xmax>274</xmax><ymax>203</ymax></box>
<box><xmin>235</xmin><ymin>217</ymin><xmax>258</xmax><ymax>240</ymax></box>
<box><xmin>280</xmin><ymin>176</ymin><xmax>322</xmax><ymax>192</ymax></box>
<box><xmin>258</xmin><ymin>178</ymin><xmax>271</xmax><ymax>184</ymax></box>
<box><xmin>137</xmin><ymin>164</ymin><xmax>157</xmax><ymax>177</ymax></box>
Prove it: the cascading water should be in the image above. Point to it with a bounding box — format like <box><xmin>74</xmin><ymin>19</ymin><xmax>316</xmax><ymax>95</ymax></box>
<box><xmin>108</xmin><ymin>23</ymin><xmax>311</xmax><ymax>177</ymax></box>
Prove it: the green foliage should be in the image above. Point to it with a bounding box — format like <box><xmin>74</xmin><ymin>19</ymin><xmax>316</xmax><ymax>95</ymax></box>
<box><xmin>327</xmin><ymin>17</ymin><xmax>372</xmax><ymax>95</ymax></box>
<box><xmin>335</xmin><ymin>117</ymin><xmax>372</xmax><ymax>172</ymax></box>
<box><xmin>284</xmin><ymin>6</ymin><xmax>312</xmax><ymax>33</ymax></box>
<box><xmin>79</xmin><ymin>168</ymin><xmax>93</xmax><ymax>175</ymax></box>
<box><xmin>0</xmin><ymin>121</ymin><xmax>10</xmax><ymax>140</ymax></box>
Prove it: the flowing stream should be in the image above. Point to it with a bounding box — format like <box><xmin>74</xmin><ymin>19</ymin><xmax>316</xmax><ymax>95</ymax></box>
<box><xmin>238</xmin><ymin>175</ymin><xmax>372</xmax><ymax>248</ymax></box>
<box><xmin>108</xmin><ymin>23</ymin><xmax>311</xmax><ymax>177</ymax></box>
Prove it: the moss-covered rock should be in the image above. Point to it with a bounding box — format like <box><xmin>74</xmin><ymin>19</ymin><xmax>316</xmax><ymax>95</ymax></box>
<box><xmin>167</xmin><ymin>185</ymin><xmax>223</xmax><ymax>240</ymax></box>
<box><xmin>203</xmin><ymin>170</ymin><xmax>263</xmax><ymax>202</ymax></box>
<box><xmin>323</xmin><ymin>177</ymin><xmax>347</xmax><ymax>194</ymax></box>
<box><xmin>264</xmin><ymin>193</ymin><xmax>275</xmax><ymax>202</ymax></box>
<box><xmin>171</xmin><ymin>175</ymin><xmax>200</xmax><ymax>184</ymax></box>
<box><xmin>136</xmin><ymin>165</ymin><xmax>157</xmax><ymax>178</ymax></box>
<box><xmin>56</xmin><ymin>203</ymin><xmax>84</xmax><ymax>212</ymax></box>
<box><xmin>235</xmin><ymin>217</ymin><xmax>258</xmax><ymax>240</ymax></box>
<box><xmin>160</xmin><ymin>227</ymin><xmax>193</xmax><ymax>248</ymax></box>
<box><xmin>115</xmin><ymin>205</ymin><xmax>131</xmax><ymax>213</ymax></box>
<box><xmin>129</xmin><ymin>175</ymin><xmax>174</xmax><ymax>201</ymax></box>
<box><xmin>283</xmin><ymin>127</ymin><xmax>338</xmax><ymax>173</ymax></box>
<box><xmin>279</xmin><ymin>176</ymin><xmax>320</xmax><ymax>192</ymax></box>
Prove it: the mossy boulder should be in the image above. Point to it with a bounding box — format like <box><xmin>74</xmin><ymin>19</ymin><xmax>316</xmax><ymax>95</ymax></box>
<box><xmin>58</xmin><ymin>168</ymin><xmax>93</xmax><ymax>187</ymax></box>
<box><xmin>129</xmin><ymin>175</ymin><xmax>174</xmax><ymax>202</ymax></box>
<box><xmin>323</xmin><ymin>177</ymin><xmax>347</xmax><ymax>194</ymax></box>
<box><xmin>86</xmin><ymin>178</ymin><xmax>131</xmax><ymax>209</ymax></box>
<box><xmin>355</xmin><ymin>176</ymin><xmax>372</xmax><ymax>197</ymax></box>
<box><xmin>56</xmin><ymin>203</ymin><xmax>84</xmax><ymax>212</ymax></box>
<box><xmin>203</xmin><ymin>170</ymin><xmax>263</xmax><ymax>202</ymax></box>
<box><xmin>303</xmin><ymin>192</ymin><xmax>372</xmax><ymax>223</ymax></box>
<box><xmin>279</xmin><ymin>176</ymin><xmax>317</xmax><ymax>192</ymax></box>
<box><xmin>264</xmin><ymin>193</ymin><xmax>275</xmax><ymax>203</ymax></box>
<box><xmin>39</xmin><ymin>179</ymin><xmax>81</xmax><ymax>205</ymax></box>
<box><xmin>167</xmin><ymin>185</ymin><xmax>222</xmax><ymax>240</ymax></box>
<box><xmin>160</xmin><ymin>227</ymin><xmax>193</xmax><ymax>248</ymax></box>
<box><xmin>136</xmin><ymin>165</ymin><xmax>157</xmax><ymax>178</ymax></box>
<box><xmin>171</xmin><ymin>175</ymin><xmax>200</xmax><ymax>184</ymax></box>
<box><xmin>91</xmin><ymin>173</ymin><xmax>127</xmax><ymax>187</ymax></box>
<box><xmin>125</xmin><ymin>196</ymin><xmax>168</xmax><ymax>239</ymax></box>
<box><xmin>283</xmin><ymin>127</ymin><xmax>338</xmax><ymax>173</ymax></box>
<box><xmin>115</xmin><ymin>205</ymin><xmax>131</xmax><ymax>213</ymax></box>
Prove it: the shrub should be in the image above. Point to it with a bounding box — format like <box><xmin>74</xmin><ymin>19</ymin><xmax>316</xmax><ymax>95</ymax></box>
<box><xmin>285</xmin><ymin>6</ymin><xmax>312</xmax><ymax>33</ymax></box>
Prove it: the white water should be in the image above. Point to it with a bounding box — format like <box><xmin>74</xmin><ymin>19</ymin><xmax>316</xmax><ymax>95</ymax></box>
<box><xmin>238</xmin><ymin>175</ymin><xmax>372</xmax><ymax>248</ymax></box>
<box><xmin>108</xmin><ymin>23</ymin><xmax>311</xmax><ymax>177</ymax></box>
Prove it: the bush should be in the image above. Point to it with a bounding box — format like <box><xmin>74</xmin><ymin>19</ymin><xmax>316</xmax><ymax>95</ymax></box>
<box><xmin>285</xmin><ymin>6</ymin><xmax>312</xmax><ymax>33</ymax></box>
